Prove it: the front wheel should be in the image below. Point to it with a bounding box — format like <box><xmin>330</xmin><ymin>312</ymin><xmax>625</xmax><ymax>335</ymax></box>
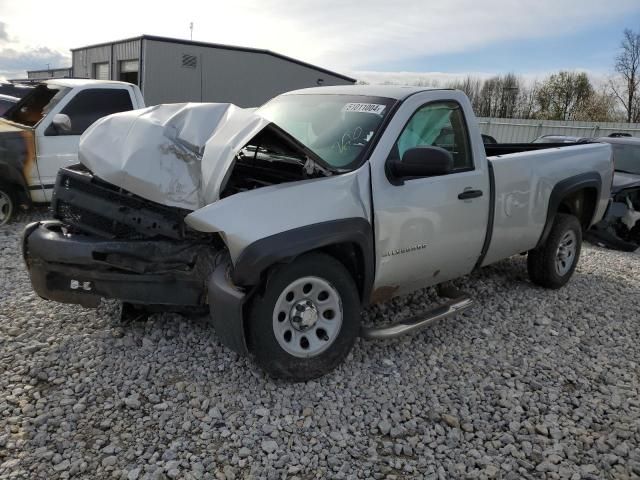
<box><xmin>527</xmin><ymin>213</ymin><xmax>582</xmax><ymax>289</ymax></box>
<box><xmin>0</xmin><ymin>185</ymin><xmax>16</xmax><ymax>226</ymax></box>
<box><xmin>247</xmin><ymin>252</ymin><xmax>361</xmax><ymax>381</ymax></box>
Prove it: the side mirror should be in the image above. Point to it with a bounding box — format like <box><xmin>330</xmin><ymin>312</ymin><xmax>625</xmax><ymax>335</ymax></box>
<box><xmin>51</xmin><ymin>113</ymin><xmax>72</xmax><ymax>134</ymax></box>
<box><xmin>391</xmin><ymin>146</ymin><xmax>453</xmax><ymax>178</ymax></box>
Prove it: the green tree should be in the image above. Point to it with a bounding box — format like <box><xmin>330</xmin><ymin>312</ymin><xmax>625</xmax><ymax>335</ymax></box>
<box><xmin>536</xmin><ymin>71</ymin><xmax>594</xmax><ymax>121</ymax></box>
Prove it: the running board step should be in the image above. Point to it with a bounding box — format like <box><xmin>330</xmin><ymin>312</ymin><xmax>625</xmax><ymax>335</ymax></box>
<box><xmin>360</xmin><ymin>296</ymin><xmax>473</xmax><ymax>340</ymax></box>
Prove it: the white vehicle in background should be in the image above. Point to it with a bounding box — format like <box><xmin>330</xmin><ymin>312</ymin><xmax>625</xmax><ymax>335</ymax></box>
<box><xmin>0</xmin><ymin>79</ymin><xmax>145</xmax><ymax>225</ymax></box>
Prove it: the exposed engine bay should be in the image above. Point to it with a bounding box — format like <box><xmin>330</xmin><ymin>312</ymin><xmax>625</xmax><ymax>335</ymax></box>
<box><xmin>221</xmin><ymin>124</ymin><xmax>332</xmax><ymax>198</ymax></box>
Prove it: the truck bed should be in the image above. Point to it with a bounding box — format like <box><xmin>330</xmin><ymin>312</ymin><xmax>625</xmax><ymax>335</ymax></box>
<box><xmin>484</xmin><ymin>142</ymin><xmax>587</xmax><ymax>157</ymax></box>
<box><xmin>480</xmin><ymin>142</ymin><xmax>612</xmax><ymax>267</ymax></box>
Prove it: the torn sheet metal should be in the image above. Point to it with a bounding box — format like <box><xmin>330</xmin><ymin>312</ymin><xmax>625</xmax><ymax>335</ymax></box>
<box><xmin>79</xmin><ymin>103</ymin><xmax>268</xmax><ymax>210</ymax></box>
<box><xmin>621</xmin><ymin>197</ymin><xmax>640</xmax><ymax>230</ymax></box>
<box><xmin>199</xmin><ymin>109</ymin><xmax>269</xmax><ymax>206</ymax></box>
<box><xmin>587</xmin><ymin>195</ymin><xmax>640</xmax><ymax>252</ymax></box>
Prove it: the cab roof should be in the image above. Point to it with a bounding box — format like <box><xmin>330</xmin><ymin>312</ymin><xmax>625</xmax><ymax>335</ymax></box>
<box><xmin>283</xmin><ymin>85</ymin><xmax>449</xmax><ymax>100</ymax></box>
<box><xmin>43</xmin><ymin>78</ymin><xmax>134</xmax><ymax>88</ymax></box>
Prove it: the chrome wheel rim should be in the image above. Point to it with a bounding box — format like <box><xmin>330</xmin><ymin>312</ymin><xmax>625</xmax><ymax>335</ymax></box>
<box><xmin>0</xmin><ymin>191</ymin><xmax>12</xmax><ymax>226</ymax></box>
<box><xmin>555</xmin><ymin>230</ymin><xmax>577</xmax><ymax>276</ymax></box>
<box><xmin>272</xmin><ymin>276</ymin><xmax>343</xmax><ymax>358</ymax></box>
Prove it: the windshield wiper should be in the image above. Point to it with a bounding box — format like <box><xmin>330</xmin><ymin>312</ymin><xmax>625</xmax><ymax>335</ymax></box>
<box><xmin>615</xmin><ymin>169</ymin><xmax>640</xmax><ymax>175</ymax></box>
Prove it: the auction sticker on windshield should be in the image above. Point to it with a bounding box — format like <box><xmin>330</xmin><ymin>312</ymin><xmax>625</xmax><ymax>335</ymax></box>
<box><xmin>342</xmin><ymin>103</ymin><xmax>386</xmax><ymax>115</ymax></box>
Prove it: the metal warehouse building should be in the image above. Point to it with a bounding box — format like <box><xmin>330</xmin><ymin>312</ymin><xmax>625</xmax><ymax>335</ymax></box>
<box><xmin>71</xmin><ymin>35</ymin><xmax>356</xmax><ymax>107</ymax></box>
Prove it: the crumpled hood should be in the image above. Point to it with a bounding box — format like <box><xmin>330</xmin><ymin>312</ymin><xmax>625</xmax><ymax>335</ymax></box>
<box><xmin>79</xmin><ymin>103</ymin><xmax>269</xmax><ymax>210</ymax></box>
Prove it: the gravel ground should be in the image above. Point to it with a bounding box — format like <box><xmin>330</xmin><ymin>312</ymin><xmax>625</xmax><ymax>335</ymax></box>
<box><xmin>1</xmin><ymin>210</ymin><xmax>640</xmax><ymax>480</ymax></box>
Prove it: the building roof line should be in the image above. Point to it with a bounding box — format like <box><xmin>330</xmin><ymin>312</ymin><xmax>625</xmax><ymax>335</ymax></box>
<box><xmin>27</xmin><ymin>67</ymin><xmax>72</xmax><ymax>73</ymax></box>
<box><xmin>70</xmin><ymin>34</ymin><xmax>356</xmax><ymax>83</ymax></box>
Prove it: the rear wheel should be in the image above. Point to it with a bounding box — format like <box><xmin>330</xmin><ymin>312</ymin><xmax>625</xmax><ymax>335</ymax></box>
<box><xmin>0</xmin><ymin>185</ymin><xmax>16</xmax><ymax>226</ymax></box>
<box><xmin>527</xmin><ymin>213</ymin><xmax>582</xmax><ymax>289</ymax></box>
<box><xmin>247</xmin><ymin>252</ymin><xmax>361</xmax><ymax>381</ymax></box>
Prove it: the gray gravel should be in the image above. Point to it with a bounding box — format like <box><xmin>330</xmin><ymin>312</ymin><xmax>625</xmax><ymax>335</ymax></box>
<box><xmin>2</xmin><ymin>210</ymin><xmax>640</xmax><ymax>479</ymax></box>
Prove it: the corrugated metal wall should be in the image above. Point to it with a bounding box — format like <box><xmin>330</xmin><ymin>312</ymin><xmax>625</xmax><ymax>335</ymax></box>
<box><xmin>72</xmin><ymin>39</ymin><xmax>141</xmax><ymax>82</ymax></box>
<box><xmin>478</xmin><ymin>117</ymin><xmax>640</xmax><ymax>142</ymax></box>
<box><xmin>141</xmin><ymin>39</ymin><xmax>353</xmax><ymax>107</ymax></box>
<box><xmin>72</xmin><ymin>45</ymin><xmax>110</xmax><ymax>78</ymax></box>
<box><xmin>113</xmin><ymin>40</ymin><xmax>140</xmax><ymax>63</ymax></box>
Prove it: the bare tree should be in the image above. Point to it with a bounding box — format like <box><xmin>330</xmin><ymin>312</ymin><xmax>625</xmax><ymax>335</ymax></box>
<box><xmin>515</xmin><ymin>81</ymin><xmax>539</xmax><ymax>119</ymax></box>
<box><xmin>444</xmin><ymin>73</ymin><xmax>531</xmax><ymax>119</ymax></box>
<box><xmin>447</xmin><ymin>76</ymin><xmax>482</xmax><ymax>110</ymax></box>
<box><xmin>497</xmin><ymin>73</ymin><xmax>520</xmax><ymax>118</ymax></box>
<box><xmin>610</xmin><ymin>29</ymin><xmax>640</xmax><ymax>123</ymax></box>
<box><xmin>390</xmin><ymin>71</ymin><xmax>616</xmax><ymax>121</ymax></box>
<box><xmin>477</xmin><ymin>77</ymin><xmax>498</xmax><ymax>117</ymax></box>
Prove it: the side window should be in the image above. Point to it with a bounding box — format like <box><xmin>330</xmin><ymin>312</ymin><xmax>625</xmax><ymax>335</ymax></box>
<box><xmin>393</xmin><ymin>101</ymin><xmax>473</xmax><ymax>171</ymax></box>
<box><xmin>58</xmin><ymin>89</ymin><xmax>133</xmax><ymax>135</ymax></box>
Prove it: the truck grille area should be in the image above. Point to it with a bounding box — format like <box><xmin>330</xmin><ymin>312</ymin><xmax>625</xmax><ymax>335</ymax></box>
<box><xmin>56</xmin><ymin>201</ymin><xmax>143</xmax><ymax>239</ymax></box>
<box><xmin>52</xmin><ymin>166</ymin><xmax>190</xmax><ymax>240</ymax></box>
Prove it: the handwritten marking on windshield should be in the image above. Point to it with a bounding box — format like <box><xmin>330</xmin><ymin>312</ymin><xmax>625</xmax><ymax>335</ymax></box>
<box><xmin>335</xmin><ymin>126</ymin><xmax>363</xmax><ymax>153</ymax></box>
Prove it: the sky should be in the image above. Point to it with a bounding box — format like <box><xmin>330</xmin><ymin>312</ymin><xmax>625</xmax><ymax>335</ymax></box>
<box><xmin>1</xmin><ymin>0</ymin><xmax>639</xmax><ymax>84</ymax></box>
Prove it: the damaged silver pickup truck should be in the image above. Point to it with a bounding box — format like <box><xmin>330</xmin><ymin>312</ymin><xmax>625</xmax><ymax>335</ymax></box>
<box><xmin>22</xmin><ymin>86</ymin><xmax>613</xmax><ymax>380</ymax></box>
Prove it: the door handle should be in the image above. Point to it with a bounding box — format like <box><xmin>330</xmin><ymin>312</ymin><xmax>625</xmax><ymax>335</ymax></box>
<box><xmin>458</xmin><ymin>189</ymin><xmax>483</xmax><ymax>200</ymax></box>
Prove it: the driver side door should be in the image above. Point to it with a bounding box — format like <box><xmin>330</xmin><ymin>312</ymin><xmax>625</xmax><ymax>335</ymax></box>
<box><xmin>371</xmin><ymin>95</ymin><xmax>490</xmax><ymax>296</ymax></box>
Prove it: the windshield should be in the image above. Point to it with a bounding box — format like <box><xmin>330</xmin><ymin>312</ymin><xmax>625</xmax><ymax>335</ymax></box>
<box><xmin>611</xmin><ymin>143</ymin><xmax>640</xmax><ymax>175</ymax></box>
<box><xmin>256</xmin><ymin>94</ymin><xmax>396</xmax><ymax>169</ymax></box>
<box><xmin>4</xmin><ymin>84</ymin><xmax>70</xmax><ymax>127</ymax></box>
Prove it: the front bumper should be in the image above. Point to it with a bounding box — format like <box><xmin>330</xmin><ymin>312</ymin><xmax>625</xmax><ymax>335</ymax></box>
<box><xmin>22</xmin><ymin>220</ymin><xmax>251</xmax><ymax>354</ymax></box>
<box><xmin>22</xmin><ymin>221</ymin><xmax>214</xmax><ymax>308</ymax></box>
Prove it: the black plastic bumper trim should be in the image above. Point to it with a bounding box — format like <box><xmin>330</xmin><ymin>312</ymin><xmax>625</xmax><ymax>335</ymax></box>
<box><xmin>23</xmin><ymin>221</ymin><xmax>210</xmax><ymax>308</ymax></box>
<box><xmin>208</xmin><ymin>258</ymin><xmax>249</xmax><ymax>355</ymax></box>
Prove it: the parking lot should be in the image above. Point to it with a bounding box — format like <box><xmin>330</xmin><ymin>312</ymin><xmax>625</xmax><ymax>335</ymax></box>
<box><xmin>1</xmin><ymin>210</ymin><xmax>639</xmax><ymax>479</ymax></box>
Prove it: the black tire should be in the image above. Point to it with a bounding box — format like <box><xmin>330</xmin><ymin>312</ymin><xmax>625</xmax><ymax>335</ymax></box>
<box><xmin>0</xmin><ymin>184</ymin><xmax>16</xmax><ymax>226</ymax></box>
<box><xmin>527</xmin><ymin>213</ymin><xmax>582</xmax><ymax>289</ymax></box>
<box><xmin>247</xmin><ymin>252</ymin><xmax>361</xmax><ymax>381</ymax></box>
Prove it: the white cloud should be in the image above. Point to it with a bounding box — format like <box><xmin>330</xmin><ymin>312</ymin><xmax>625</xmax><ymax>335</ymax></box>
<box><xmin>0</xmin><ymin>47</ymin><xmax>70</xmax><ymax>80</ymax></box>
<box><xmin>257</xmin><ymin>0</ymin><xmax>639</xmax><ymax>70</ymax></box>
<box><xmin>0</xmin><ymin>21</ymin><xmax>9</xmax><ymax>42</ymax></box>
<box><xmin>0</xmin><ymin>0</ymin><xmax>637</xmax><ymax>77</ymax></box>
<box><xmin>351</xmin><ymin>69</ymin><xmax>612</xmax><ymax>88</ymax></box>
<box><xmin>352</xmin><ymin>70</ymin><xmax>501</xmax><ymax>86</ymax></box>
